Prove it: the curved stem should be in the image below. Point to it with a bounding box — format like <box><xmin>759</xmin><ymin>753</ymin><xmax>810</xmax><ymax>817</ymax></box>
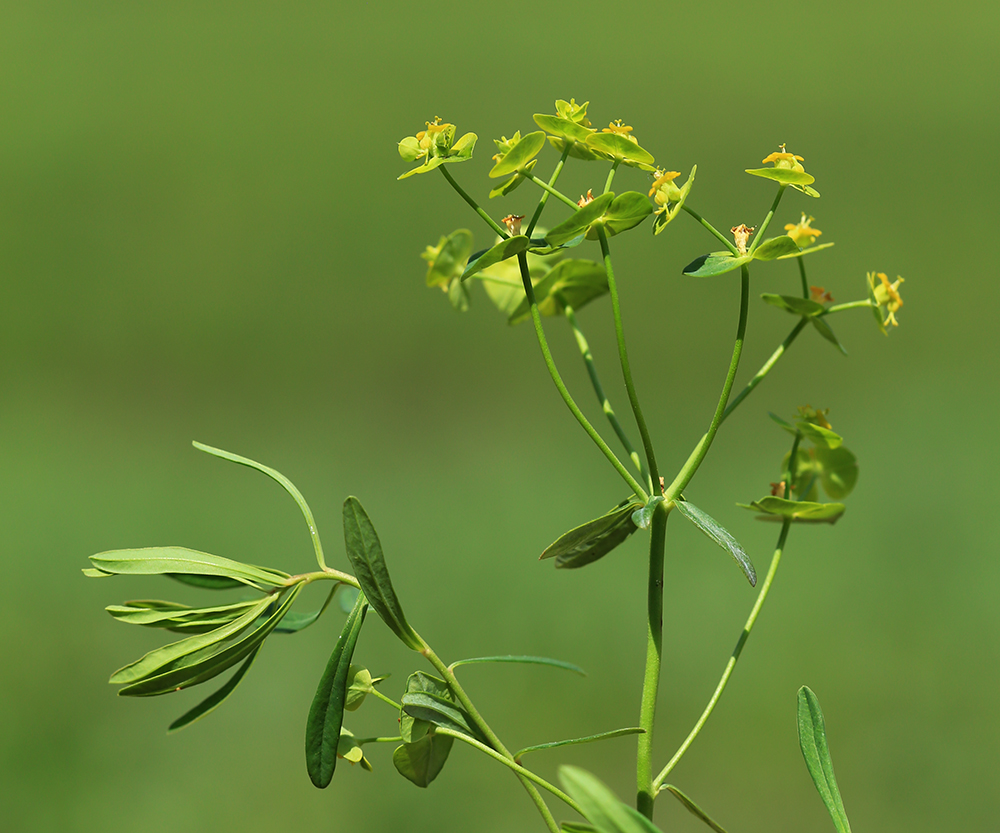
<box><xmin>797</xmin><ymin>255</ymin><xmax>809</xmax><ymax>298</ymax></box>
<box><xmin>439</xmin><ymin>165</ymin><xmax>509</xmax><ymax>239</ymax></box>
<box><xmin>369</xmin><ymin>688</ymin><xmax>402</xmax><ymax>711</ymax></box>
<box><xmin>653</xmin><ymin>518</ymin><xmax>792</xmax><ymax>789</ymax></box>
<box><xmin>526</xmin><ymin>146</ymin><xmax>571</xmax><ymax>238</ymax></box>
<box><xmin>748</xmin><ymin>184</ymin><xmax>787</xmax><ymax>255</ymax></box>
<box><xmin>563</xmin><ymin>301</ymin><xmax>646</xmax><ymax>479</ymax></box>
<box><xmin>598</xmin><ymin>228</ymin><xmax>659</xmax><ymax>492</ymax></box>
<box><xmin>636</xmin><ymin>503</ymin><xmax>669</xmax><ymax>818</ymax></box>
<box><xmin>517</xmin><ymin>253</ymin><xmax>648</xmax><ymax>501</ymax></box>
<box><xmin>824</xmin><ymin>299</ymin><xmax>873</xmax><ymax>315</ymax></box>
<box><xmin>682</xmin><ymin>205</ymin><xmax>739</xmax><ymax>255</ymax></box>
<box><xmin>603</xmin><ymin>160</ymin><xmax>620</xmax><ymax>195</ymax></box>
<box><xmin>435</xmin><ymin>727</ymin><xmax>585</xmax><ymax>818</ymax></box>
<box><xmin>527</xmin><ymin>172</ymin><xmax>579</xmax><ymax>210</ymax></box>
<box><xmin>664</xmin><ymin>266</ymin><xmax>751</xmax><ymax>499</ymax></box>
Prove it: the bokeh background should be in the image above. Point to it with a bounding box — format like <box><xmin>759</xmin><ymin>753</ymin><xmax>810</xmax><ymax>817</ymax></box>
<box><xmin>3</xmin><ymin>2</ymin><xmax>997</xmax><ymax>831</ymax></box>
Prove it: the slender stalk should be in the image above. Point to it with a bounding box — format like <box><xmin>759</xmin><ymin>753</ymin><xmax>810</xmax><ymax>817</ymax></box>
<box><xmin>527</xmin><ymin>172</ymin><xmax>579</xmax><ymax>210</ymax></box>
<box><xmin>420</xmin><ymin>643</ymin><xmax>561</xmax><ymax>833</ymax></box>
<box><xmin>682</xmin><ymin>205</ymin><xmax>739</xmax><ymax>255</ymax></box>
<box><xmin>824</xmin><ymin>299</ymin><xmax>873</xmax><ymax>315</ymax></box>
<box><xmin>653</xmin><ymin>519</ymin><xmax>792</xmax><ymax>789</ymax></box>
<box><xmin>797</xmin><ymin>255</ymin><xmax>809</xmax><ymax>298</ymax></box>
<box><xmin>748</xmin><ymin>184</ymin><xmax>787</xmax><ymax>255</ymax></box>
<box><xmin>526</xmin><ymin>146</ymin><xmax>571</xmax><ymax>237</ymax></box>
<box><xmin>664</xmin><ymin>266</ymin><xmax>751</xmax><ymax>499</ymax></box>
<box><xmin>516</xmin><ymin>253</ymin><xmax>648</xmax><ymax>501</ymax></box>
<box><xmin>563</xmin><ymin>301</ymin><xmax>646</xmax><ymax>479</ymax></box>
<box><xmin>721</xmin><ymin>318</ymin><xmax>808</xmax><ymax>423</ymax></box>
<box><xmin>598</xmin><ymin>228</ymin><xmax>659</xmax><ymax>491</ymax></box>
<box><xmin>434</xmin><ymin>727</ymin><xmax>585</xmax><ymax>818</ymax></box>
<box><xmin>603</xmin><ymin>160</ymin><xmax>620</xmax><ymax>195</ymax></box>
<box><xmin>368</xmin><ymin>688</ymin><xmax>402</xmax><ymax>710</ymax></box>
<box><xmin>439</xmin><ymin>166</ymin><xmax>509</xmax><ymax>239</ymax></box>
<box><xmin>636</xmin><ymin>504</ymin><xmax>669</xmax><ymax>819</ymax></box>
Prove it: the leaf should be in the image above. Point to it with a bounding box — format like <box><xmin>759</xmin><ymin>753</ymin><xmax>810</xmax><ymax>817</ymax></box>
<box><xmin>597</xmin><ymin>191</ymin><xmax>653</xmax><ymax>238</ymax></box>
<box><xmin>89</xmin><ymin>547</ymin><xmax>289</xmax><ymax>590</ymax></box>
<box><xmin>761</xmin><ymin>294</ymin><xmax>826</xmax><ymax>318</ymax></box>
<box><xmin>745</xmin><ymin>167</ymin><xmax>815</xmax><ymax>186</ymax></box>
<box><xmin>489</xmin><ymin>131</ymin><xmax>547</xmax><ymax>178</ymax></box>
<box><xmin>584</xmin><ymin>133</ymin><xmax>656</xmax><ymax>170</ymax></box>
<box><xmin>344</xmin><ymin>665</ymin><xmax>387</xmax><ymax>711</ymax></box>
<box><xmin>672</xmin><ymin>500</ymin><xmax>757</xmax><ymax>586</ymax></box>
<box><xmin>777</xmin><ymin>241</ymin><xmax>835</xmax><ymax>259</ymax></box>
<box><xmin>796</xmin><ymin>421</ymin><xmax>843</xmax><ymax>449</ymax></box>
<box><xmin>515</xmin><ymin>727</ymin><xmax>643</xmax><ymax>761</ymax></box>
<box><xmin>562</xmin><ymin>825</ymin><xmax>599</xmax><ymax>833</ymax></box>
<box><xmin>661</xmin><ymin>785</ymin><xmax>729</xmax><ymax>833</ymax></box>
<box><xmin>273</xmin><ymin>584</ymin><xmax>339</xmax><ymax>633</ymax></box>
<box><xmin>166</xmin><ymin>573</ymin><xmax>246</xmax><ymax>590</ymax></box>
<box><xmin>424</xmin><ymin>229</ymin><xmax>473</xmax><ymax>288</ymax></box>
<box><xmin>545</xmin><ymin>193</ymin><xmax>615</xmax><ymax>248</ymax></box>
<box><xmin>558</xmin><ymin>766</ymin><xmax>664</xmax><ymax>833</ymax></box>
<box><xmin>489</xmin><ymin>160</ymin><xmax>536</xmax><ymax>198</ymax></box>
<box><xmin>812</xmin><ymin>317</ymin><xmax>848</xmax><ymax>355</ymax></box>
<box><xmin>768</xmin><ymin>411</ymin><xmax>797</xmax><ymax>433</ymax></box>
<box><xmin>682</xmin><ymin>252</ymin><xmax>751</xmax><ymax>278</ymax></box>
<box><xmin>507</xmin><ymin>259</ymin><xmax>608</xmax><ymax>325</ymax></box>
<box><xmin>461</xmin><ymin>235</ymin><xmax>531</xmax><ymax>280</ymax></box>
<box><xmin>739</xmin><ymin>496</ymin><xmax>845</xmax><ymax>524</ymax></box>
<box><xmin>343</xmin><ymin>497</ymin><xmax>423</xmax><ymax>651</ymax></box>
<box><xmin>107</xmin><ymin>598</ymin><xmax>261</xmax><ymax>633</ymax></box>
<box><xmin>392</xmin><ymin>732</ymin><xmax>455</xmax><ymax>788</ymax></box>
<box><xmin>337</xmin><ymin>727</ymin><xmax>373</xmax><ymax>771</ymax></box>
<box><xmin>167</xmin><ymin>647</ymin><xmax>260</xmax><ymax>733</ymax></box>
<box><xmin>814</xmin><ymin>446</ymin><xmax>858</xmax><ymax>500</ymax></box>
<box><xmin>751</xmin><ymin>235</ymin><xmax>799</xmax><ymax>260</ymax></box>
<box><xmin>401</xmin><ymin>690</ymin><xmax>485</xmax><ymax>742</ymax></box>
<box><xmin>450</xmin><ymin>655</ymin><xmax>585</xmax><ymax>676</ymax></box>
<box><xmin>305</xmin><ymin>592</ymin><xmax>369</xmax><ymax>788</ymax></box>
<box><xmin>397</xmin><ymin>133</ymin><xmax>478</xmax><ymax>180</ymax></box>
<box><xmin>797</xmin><ymin>686</ymin><xmax>853</xmax><ymax>833</ymax></box>
<box><xmin>540</xmin><ymin>499</ymin><xmax>642</xmax><ymax>569</ymax></box>
<box><xmin>630</xmin><ymin>496</ymin><xmax>664</xmax><ymax>530</ymax></box>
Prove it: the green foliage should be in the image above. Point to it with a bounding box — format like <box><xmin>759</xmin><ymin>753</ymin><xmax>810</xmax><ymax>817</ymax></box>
<box><xmin>672</xmin><ymin>499</ymin><xmax>757</xmax><ymax>586</ymax></box>
<box><xmin>797</xmin><ymin>687</ymin><xmax>853</xmax><ymax>833</ymax></box>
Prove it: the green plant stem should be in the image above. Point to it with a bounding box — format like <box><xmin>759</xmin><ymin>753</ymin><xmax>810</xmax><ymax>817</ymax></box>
<box><xmin>439</xmin><ymin>165</ymin><xmax>509</xmax><ymax>239</ymax></box>
<box><xmin>797</xmin><ymin>255</ymin><xmax>809</xmax><ymax>298</ymax></box>
<box><xmin>748</xmin><ymin>184</ymin><xmax>787</xmax><ymax>255</ymax></box>
<box><xmin>824</xmin><ymin>299</ymin><xmax>873</xmax><ymax>315</ymax></box>
<box><xmin>369</xmin><ymin>688</ymin><xmax>402</xmax><ymax>710</ymax></box>
<box><xmin>434</xmin><ymin>727</ymin><xmax>585</xmax><ymax>818</ymax></box>
<box><xmin>354</xmin><ymin>735</ymin><xmax>402</xmax><ymax>744</ymax></box>
<box><xmin>527</xmin><ymin>172</ymin><xmax>579</xmax><ymax>210</ymax></box>
<box><xmin>663</xmin><ymin>266</ymin><xmax>751</xmax><ymax>499</ymax></box>
<box><xmin>598</xmin><ymin>227</ymin><xmax>659</xmax><ymax>492</ymax></box>
<box><xmin>284</xmin><ymin>568</ymin><xmax>360</xmax><ymax>589</ymax></box>
<box><xmin>603</xmin><ymin>160</ymin><xmax>620</xmax><ymax>195</ymax></box>
<box><xmin>420</xmin><ymin>643</ymin><xmax>561</xmax><ymax>833</ymax></box>
<box><xmin>653</xmin><ymin>518</ymin><xmax>792</xmax><ymax>790</ymax></box>
<box><xmin>682</xmin><ymin>205</ymin><xmax>739</xmax><ymax>255</ymax></box>
<box><xmin>563</xmin><ymin>301</ymin><xmax>646</xmax><ymax>479</ymax></box>
<box><xmin>516</xmin><ymin>253</ymin><xmax>648</xmax><ymax>501</ymax></box>
<box><xmin>636</xmin><ymin>503</ymin><xmax>669</xmax><ymax>819</ymax></box>
<box><xmin>526</xmin><ymin>146</ymin><xmax>571</xmax><ymax>237</ymax></box>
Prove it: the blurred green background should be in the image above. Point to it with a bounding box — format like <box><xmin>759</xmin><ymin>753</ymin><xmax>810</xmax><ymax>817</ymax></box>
<box><xmin>3</xmin><ymin>2</ymin><xmax>997</xmax><ymax>831</ymax></box>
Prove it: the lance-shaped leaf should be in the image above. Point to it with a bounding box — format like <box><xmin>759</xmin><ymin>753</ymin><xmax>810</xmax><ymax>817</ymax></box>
<box><xmin>273</xmin><ymin>584</ymin><xmax>339</xmax><ymax>633</ymax></box>
<box><xmin>812</xmin><ymin>317</ymin><xmax>848</xmax><ymax>355</ymax></box>
<box><xmin>778</xmin><ymin>241</ymin><xmax>835</xmax><ymax>259</ymax></box>
<box><xmin>590</xmin><ymin>192</ymin><xmax>653</xmax><ymax>239</ymax></box>
<box><xmin>761</xmin><ymin>293</ymin><xmax>827</xmax><ymax>318</ymax></box>
<box><xmin>672</xmin><ymin>500</ymin><xmax>756</xmax><ymax>586</ymax></box>
<box><xmin>107</xmin><ymin>598</ymin><xmax>263</xmax><ymax>633</ymax></box>
<box><xmin>167</xmin><ymin>646</ymin><xmax>261</xmax><ymax>733</ymax></box>
<box><xmin>798</xmin><ymin>686</ymin><xmax>853</xmax><ymax>833</ymax></box>
<box><xmin>540</xmin><ymin>499</ymin><xmax>642</xmax><ymax>569</ymax></box>
<box><xmin>661</xmin><ymin>785</ymin><xmax>729</xmax><ymax>833</ymax></box>
<box><xmin>507</xmin><ymin>259</ymin><xmax>608</xmax><ymax>325</ymax></box>
<box><xmin>393</xmin><ymin>731</ymin><xmax>454</xmax><ymax>788</ymax></box>
<box><xmin>165</xmin><ymin>573</ymin><xmax>245</xmax><ymax>590</ymax></box>
<box><xmin>739</xmin><ymin>496</ymin><xmax>845</xmax><ymax>524</ymax></box>
<box><xmin>461</xmin><ymin>235</ymin><xmax>531</xmax><ymax>281</ymax></box>
<box><xmin>450</xmin><ymin>655</ymin><xmax>585</xmax><ymax>675</ymax></box>
<box><xmin>490</xmin><ymin>131</ymin><xmax>547</xmax><ymax>178</ymax></box>
<box><xmin>559</xmin><ymin>766</ymin><xmax>665</xmax><ymax>833</ymax></box>
<box><xmin>343</xmin><ymin>497</ymin><xmax>423</xmax><ymax>651</ymax></box>
<box><xmin>305</xmin><ymin>592</ymin><xmax>369</xmax><ymax>788</ymax></box>
<box><xmin>545</xmin><ymin>193</ymin><xmax>615</xmax><ymax>248</ymax></box>
<box><xmin>585</xmin><ymin>133</ymin><xmax>656</xmax><ymax>170</ymax></box>
<box><xmin>89</xmin><ymin>547</ymin><xmax>289</xmax><ymax>590</ymax></box>
<box><xmin>401</xmin><ymin>690</ymin><xmax>486</xmax><ymax>743</ymax></box>
<box><xmin>515</xmin><ymin>727</ymin><xmax>643</xmax><ymax>761</ymax></box>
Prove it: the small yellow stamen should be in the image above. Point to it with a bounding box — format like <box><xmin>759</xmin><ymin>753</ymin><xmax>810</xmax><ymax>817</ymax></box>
<box><xmin>648</xmin><ymin>170</ymin><xmax>681</xmax><ymax>197</ymax></box>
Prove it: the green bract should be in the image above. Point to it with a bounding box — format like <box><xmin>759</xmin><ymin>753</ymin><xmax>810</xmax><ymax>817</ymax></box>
<box><xmin>490</xmin><ymin>130</ymin><xmax>547</xmax><ymax>178</ymax></box>
<box><xmin>651</xmin><ymin>166</ymin><xmax>696</xmax><ymax>235</ymax></box>
<box><xmin>506</xmin><ymin>259</ymin><xmax>608</xmax><ymax>325</ymax></box>
<box><xmin>682</xmin><ymin>236</ymin><xmax>799</xmax><ymax>277</ymax></box>
<box><xmin>585</xmin><ymin>132</ymin><xmax>656</xmax><ymax>171</ymax></box>
<box><xmin>397</xmin><ymin>119</ymin><xmax>478</xmax><ymax>180</ymax></box>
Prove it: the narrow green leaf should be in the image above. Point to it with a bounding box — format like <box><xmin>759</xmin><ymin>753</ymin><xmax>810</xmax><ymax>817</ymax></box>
<box><xmin>306</xmin><ymin>592</ymin><xmax>369</xmax><ymax>788</ymax></box>
<box><xmin>559</xmin><ymin>766</ymin><xmax>664</xmax><ymax>833</ymax></box>
<box><xmin>166</xmin><ymin>573</ymin><xmax>245</xmax><ymax>590</ymax></box>
<box><xmin>461</xmin><ymin>235</ymin><xmax>531</xmax><ymax>280</ymax></box>
<box><xmin>342</xmin><ymin>497</ymin><xmax>423</xmax><ymax>651</ymax></box>
<box><xmin>597</xmin><ymin>191</ymin><xmax>653</xmax><ymax>238</ymax></box>
<box><xmin>167</xmin><ymin>647</ymin><xmax>260</xmax><ymax>733</ymax></box>
<box><xmin>399</xmin><ymin>672</ymin><xmax>453</xmax><ymax>744</ymax></box>
<box><xmin>488</xmin><ymin>160</ymin><xmax>536</xmax><ymax>198</ymax></box>
<box><xmin>739</xmin><ymin>497</ymin><xmax>845</xmax><ymax>523</ymax></box>
<box><xmin>672</xmin><ymin>500</ymin><xmax>756</xmax><ymax>586</ymax></box>
<box><xmin>761</xmin><ymin>293</ymin><xmax>826</xmax><ymax>317</ymax></box>
<box><xmin>768</xmin><ymin>411</ymin><xmax>797</xmax><ymax>433</ymax></box>
<box><xmin>90</xmin><ymin>547</ymin><xmax>288</xmax><ymax>590</ymax></box>
<box><xmin>751</xmin><ymin>235</ymin><xmax>799</xmax><ymax>261</ymax></box>
<box><xmin>661</xmin><ymin>785</ymin><xmax>729</xmax><ymax>833</ymax></box>
<box><xmin>540</xmin><ymin>499</ymin><xmax>641</xmax><ymax>569</ymax></box>
<box><xmin>777</xmin><ymin>241</ymin><xmax>835</xmax><ymax>259</ymax></box>
<box><xmin>192</xmin><ymin>441</ymin><xmax>328</xmax><ymax>571</ymax></box>
<box><xmin>682</xmin><ymin>252</ymin><xmax>751</xmax><ymax>278</ymax></box>
<box><xmin>274</xmin><ymin>584</ymin><xmax>338</xmax><ymax>633</ymax></box>
<box><xmin>562</xmin><ymin>825</ymin><xmax>599</xmax><ymax>833</ymax></box>
<box><xmin>515</xmin><ymin>727</ymin><xmax>643</xmax><ymax>760</ymax></box>
<box><xmin>392</xmin><ymin>732</ymin><xmax>454</xmax><ymax>788</ymax></box>
<box><xmin>797</xmin><ymin>686</ymin><xmax>852</xmax><ymax>833</ymax></box>
<box><xmin>107</xmin><ymin>599</ymin><xmax>260</xmax><ymax>627</ymax></box>
<box><xmin>82</xmin><ymin>567</ymin><xmax>112</xmax><ymax>577</ymax></box>
<box><xmin>450</xmin><ymin>655</ymin><xmax>585</xmax><ymax>676</ymax></box>
<box><xmin>401</xmin><ymin>692</ymin><xmax>486</xmax><ymax>743</ymax></box>
<box><xmin>745</xmin><ymin>167</ymin><xmax>815</xmax><ymax>185</ymax></box>
<box><xmin>545</xmin><ymin>193</ymin><xmax>616</xmax><ymax>248</ymax></box>
<box><xmin>812</xmin><ymin>317</ymin><xmax>848</xmax><ymax>355</ymax></box>
<box><xmin>489</xmin><ymin>131</ymin><xmax>547</xmax><ymax>178</ymax></box>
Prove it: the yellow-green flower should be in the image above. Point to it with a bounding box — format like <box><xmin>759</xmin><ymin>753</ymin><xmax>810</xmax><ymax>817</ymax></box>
<box><xmin>867</xmin><ymin>271</ymin><xmax>905</xmax><ymax>330</ymax></box>
<box><xmin>648</xmin><ymin>169</ymin><xmax>681</xmax><ymax>203</ymax></box>
<box><xmin>785</xmin><ymin>213</ymin><xmax>822</xmax><ymax>247</ymax></box>
<box><xmin>602</xmin><ymin>120</ymin><xmax>638</xmax><ymax>144</ymax></box>
<box><xmin>762</xmin><ymin>144</ymin><xmax>807</xmax><ymax>173</ymax></box>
